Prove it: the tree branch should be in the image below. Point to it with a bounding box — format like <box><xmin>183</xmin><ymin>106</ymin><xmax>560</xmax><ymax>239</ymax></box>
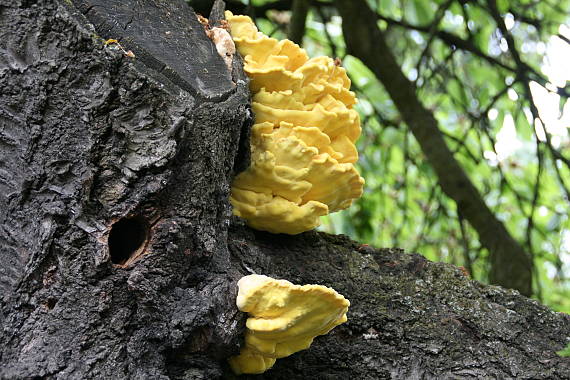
<box><xmin>288</xmin><ymin>0</ymin><xmax>310</xmax><ymax>44</ymax></box>
<box><xmin>375</xmin><ymin>13</ymin><xmax>516</xmax><ymax>72</ymax></box>
<box><xmin>375</xmin><ymin>11</ymin><xmax>570</xmax><ymax>99</ymax></box>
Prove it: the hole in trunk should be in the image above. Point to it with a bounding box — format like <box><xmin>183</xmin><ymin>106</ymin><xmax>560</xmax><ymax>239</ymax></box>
<box><xmin>46</xmin><ymin>297</ymin><xmax>57</xmax><ymax>310</ymax></box>
<box><xmin>108</xmin><ymin>216</ymin><xmax>149</xmax><ymax>266</ymax></box>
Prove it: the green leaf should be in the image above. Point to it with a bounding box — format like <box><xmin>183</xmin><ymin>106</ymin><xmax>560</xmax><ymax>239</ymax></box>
<box><xmin>515</xmin><ymin>110</ymin><xmax>532</xmax><ymax>140</ymax></box>
<box><xmin>546</xmin><ymin>214</ymin><xmax>561</xmax><ymax>231</ymax></box>
<box><xmin>446</xmin><ymin>79</ymin><xmax>468</xmax><ymax>106</ymax></box>
<box><xmin>474</xmin><ymin>25</ymin><xmax>493</xmax><ymax>54</ymax></box>
<box><xmin>496</xmin><ymin>0</ymin><xmax>509</xmax><ymax>14</ymax></box>
<box><xmin>557</xmin><ymin>343</ymin><xmax>570</xmax><ymax>358</ymax></box>
<box><xmin>412</xmin><ymin>0</ymin><xmax>433</xmax><ymax>25</ymax></box>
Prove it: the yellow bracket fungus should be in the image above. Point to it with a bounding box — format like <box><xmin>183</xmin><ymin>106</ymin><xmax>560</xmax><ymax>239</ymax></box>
<box><xmin>226</xmin><ymin>12</ymin><xmax>365</xmax><ymax>234</ymax></box>
<box><xmin>228</xmin><ymin>274</ymin><xmax>350</xmax><ymax>375</ymax></box>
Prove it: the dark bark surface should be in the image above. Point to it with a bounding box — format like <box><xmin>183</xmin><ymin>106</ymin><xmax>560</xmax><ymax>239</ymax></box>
<box><xmin>0</xmin><ymin>0</ymin><xmax>568</xmax><ymax>379</ymax></box>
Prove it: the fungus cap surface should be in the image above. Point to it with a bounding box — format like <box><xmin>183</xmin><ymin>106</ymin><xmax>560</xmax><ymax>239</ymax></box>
<box><xmin>227</xmin><ymin>12</ymin><xmax>364</xmax><ymax>235</ymax></box>
<box><xmin>228</xmin><ymin>274</ymin><xmax>350</xmax><ymax>375</ymax></box>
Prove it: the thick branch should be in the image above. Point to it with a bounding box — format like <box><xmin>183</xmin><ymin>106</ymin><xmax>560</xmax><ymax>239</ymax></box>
<box><xmin>335</xmin><ymin>0</ymin><xmax>533</xmax><ymax>296</ymax></box>
<box><xmin>288</xmin><ymin>0</ymin><xmax>310</xmax><ymax>44</ymax></box>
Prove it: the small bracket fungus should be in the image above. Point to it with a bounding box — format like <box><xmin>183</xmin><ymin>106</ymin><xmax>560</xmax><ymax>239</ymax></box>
<box><xmin>198</xmin><ymin>14</ymin><xmax>236</xmax><ymax>71</ymax></box>
<box><xmin>228</xmin><ymin>274</ymin><xmax>350</xmax><ymax>375</ymax></box>
<box><xmin>226</xmin><ymin>12</ymin><xmax>365</xmax><ymax>234</ymax></box>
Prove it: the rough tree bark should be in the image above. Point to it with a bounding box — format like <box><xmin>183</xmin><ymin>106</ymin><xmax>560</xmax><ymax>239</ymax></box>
<box><xmin>0</xmin><ymin>0</ymin><xmax>568</xmax><ymax>379</ymax></box>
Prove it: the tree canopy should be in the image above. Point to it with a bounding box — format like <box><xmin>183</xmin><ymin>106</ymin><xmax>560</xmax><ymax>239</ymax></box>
<box><xmin>194</xmin><ymin>0</ymin><xmax>570</xmax><ymax>311</ymax></box>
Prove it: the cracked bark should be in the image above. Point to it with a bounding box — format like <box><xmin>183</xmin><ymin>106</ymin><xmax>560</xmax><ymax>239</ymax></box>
<box><xmin>0</xmin><ymin>0</ymin><xmax>568</xmax><ymax>379</ymax></box>
<box><xmin>335</xmin><ymin>0</ymin><xmax>533</xmax><ymax>297</ymax></box>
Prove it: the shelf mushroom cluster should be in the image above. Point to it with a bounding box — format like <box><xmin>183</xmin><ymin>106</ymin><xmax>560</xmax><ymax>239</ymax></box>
<box><xmin>228</xmin><ymin>275</ymin><xmax>350</xmax><ymax>374</ymax></box>
<box><xmin>222</xmin><ymin>12</ymin><xmax>356</xmax><ymax>376</ymax></box>
<box><xmin>226</xmin><ymin>11</ymin><xmax>365</xmax><ymax>235</ymax></box>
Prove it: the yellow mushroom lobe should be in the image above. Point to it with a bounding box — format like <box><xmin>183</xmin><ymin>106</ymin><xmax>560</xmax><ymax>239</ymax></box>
<box><xmin>226</xmin><ymin>11</ymin><xmax>365</xmax><ymax>235</ymax></box>
<box><xmin>228</xmin><ymin>274</ymin><xmax>350</xmax><ymax>375</ymax></box>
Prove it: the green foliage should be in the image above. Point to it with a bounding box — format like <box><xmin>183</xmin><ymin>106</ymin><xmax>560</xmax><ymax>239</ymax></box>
<box><xmin>557</xmin><ymin>342</ymin><xmax>570</xmax><ymax>357</ymax></box>
<box><xmin>236</xmin><ymin>0</ymin><xmax>570</xmax><ymax>313</ymax></box>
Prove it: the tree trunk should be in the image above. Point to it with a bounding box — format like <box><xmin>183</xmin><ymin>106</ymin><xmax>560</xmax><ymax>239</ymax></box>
<box><xmin>0</xmin><ymin>1</ymin><xmax>568</xmax><ymax>379</ymax></box>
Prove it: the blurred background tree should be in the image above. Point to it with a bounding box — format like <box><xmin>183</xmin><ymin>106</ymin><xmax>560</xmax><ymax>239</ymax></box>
<box><xmin>191</xmin><ymin>0</ymin><xmax>570</xmax><ymax>311</ymax></box>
